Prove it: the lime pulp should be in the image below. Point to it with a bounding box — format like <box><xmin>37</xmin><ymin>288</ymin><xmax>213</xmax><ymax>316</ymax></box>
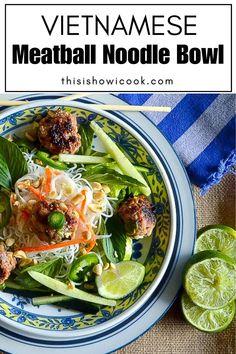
<box><xmin>183</xmin><ymin>251</ymin><xmax>236</xmax><ymax>309</ymax></box>
<box><xmin>195</xmin><ymin>225</ymin><xmax>236</xmax><ymax>261</ymax></box>
<box><xmin>181</xmin><ymin>291</ymin><xmax>235</xmax><ymax>332</ymax></box>
<box><xmin>96</xmin><ymin>261</ymin><xmax>145</xmax><ymax>300</ymax></box>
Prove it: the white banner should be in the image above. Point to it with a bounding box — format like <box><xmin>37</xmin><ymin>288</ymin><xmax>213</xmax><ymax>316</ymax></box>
<box><xmin>5</xmin><ymin>3</ymin><xmax>232</xmax><ymax>92</ymax></box>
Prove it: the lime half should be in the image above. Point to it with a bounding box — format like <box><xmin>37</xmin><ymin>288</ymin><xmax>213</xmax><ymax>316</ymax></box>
<box><xmin>181</xmin><ymin>291</ymin><xmax>235</xmax><ymax>332</ymax></box>
<box><xmin>96</xmin><ymin>261</ymin><xmax>145</xmax><ymax>299</ymax></box>
<box><xmin>183</xmin><ymin>251</ymin><xmax>236</xmax><ymax>309</ymax></box>
<box><xmin>195</xmin><ymin>225</ymin><xmax>236</xmax><ymax>261</ymax></box>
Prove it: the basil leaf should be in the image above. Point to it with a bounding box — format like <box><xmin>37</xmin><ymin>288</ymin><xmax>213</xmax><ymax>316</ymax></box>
<box><xmin>14</xmin><ymin>258</ymin><xmax>63</xmax><ymax>288</ymax></box>
<box><xmin>78</xmin><ymin>125</ymin><xmax>94</xmax><ymax>155</ymax></box>
<box><xmin>102</xmin><ymin>214</ymin><xmax>127</xmax><ymax>263</ymax></box>
<box><xmin>0</xmin><ymin>137</ymin><xmax>28</xmax><ymax>188</ymax></box>
<box><xmin>3</xmin><ymin>279</ymin><xmax>49</xmax><ymax>295</ymax></box>
<box><xmin>14</xmin><ymin>272</ymin><xmax>40</xmax><ymax>289</ymax></box>
<box><xmin>0</xmin><ymin>154</ymin><xmax>12</xmax><ymax>190</ymax></box>
<box><xmin>83</xmin><ymin>165</ymin><xmax>145</xmax><ymax>187</ymax></box>
<box><xmin>22</xmin><ymin>258</ymin><xmax>63</xmax><ymax>275</ymax></box>
<box><xmin>102</xmin><ymin>238</ymin><xmax>118</xmax><ymax>264</ymax></box>
<box><xmin>0</xmin><ymin>191</ymin><xmax>12</xmax><ymax>229</ymax></box>
<box><xmin>14</xmin><ymin>137</ymin><xmax>35</xmax><ymax>153</ymax></box>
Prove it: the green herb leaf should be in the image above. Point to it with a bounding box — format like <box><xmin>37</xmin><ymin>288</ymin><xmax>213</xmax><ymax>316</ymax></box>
<box><xmin>78</xmin><ymin>124</ymin><xmax>94</xmax><ymax>155</ymax></box>
<box><xmin>14</xmin><ymin>258</ymin><xmax>63</xmax><ymax>288</ymax></box>
<box><xmin>102</xmin><ymin>238</ymin><xmax>118</xmax><ymax>263</ymax></box>
<box><xmin>100</xmin><ymin>219</ymin><xmax>118</xmax><ymax>263</ymax></box>
<box><xmin>0</xmin><ymin>283</ymin><xmax>6</xmax><ymax>290</ymax></box>
<box><xmin>83</xmin><ymin>163</ymin><xmax>144</xmax><ymax>198</ymax></box>
<box><xmin>0</xmin><ymin>154</ymin><xmax>12</xmax><ymax>190</ymax></box>
<box><xmin>102</xmin><ymin>214</ymin><xmax>127</xmax><ymax>263</ymax></box>
<box><xmin>0</xmin><ymin>137</ymin><xmax>28</xmax><ymax>188</ymax></box>
<box><xmin>83</xmin><ymin>164</ymin><xmax>145</xmax><ymax>188</ymax></box>
<box><xmin>109</xmin><ymin>185</ymin><xmax>127</xmax><ymax>199</ymax></box>
<box><xmin>14</xmin><ymin>137</ymin><xmax>35</xmax><ymax>153</ymax></box>
<box><xmin>0</xmin><ymin>191</ymin><xmax>12</xmax><ymax>229</ymax></box>
<box><xmin>4</xmin><ymin>279</ymin><xmax>49</xmax><ymax>292</ymax></box>
<box><xmin>14</xmin><ymin>272</ymin><xmax>40</xmax><ymax>289</ymax></box>
<box><xmin>23</xmin><ymin>257</ymin><xmax>63</xmax><ymax>275</ymax></box>
<box><xmin>90</xmin><ymin>121</ymin><xmax>150</xmax><ymax>195</ymax></box>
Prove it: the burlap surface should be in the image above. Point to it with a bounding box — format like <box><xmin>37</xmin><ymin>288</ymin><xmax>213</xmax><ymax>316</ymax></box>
<box><xmin>116</xmin><ymin>173</ymin><xmax>236</xmax><ymax>354</ymax></box>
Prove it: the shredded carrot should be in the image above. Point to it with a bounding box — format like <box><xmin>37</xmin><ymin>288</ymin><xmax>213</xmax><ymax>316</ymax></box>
<box><xmin>85</xmin><ymin>239</ymin><xmax>96</xmax><ymax>253</ymax></box>
<box><xmin>27</xmin><ymin>186</ymin><xmax>46</xmax><ymax>201</ymax></box>
<box><xmin>20</xmin><ymin>237</ymin><xmax>90</xmax><ymax>253</ymax></box>
<box><xmin>80</xmin><ymin>189</ymin><xmax>87</xmax><ymax>214</ymax></box>
<box><xmin>70</xmin><ymin>203</ymin><xmax>86</xmax><ymax>224</ymax></box>
<box><xmin>78</xmin><ymin>210</ymin><xmax>87</xmax><ymax>223</ymax></box>
<box><xmin>76</xmin><ymin>189</ymin><xmax>88</xmax><ymax>223</ymax></box>
<box><xmin>44</xmin><ymin>167</ymin><xmax>52</xmax><ymax>194</ymax></box>
<box><xmin>71</xmin><ymin>192</ymin><xmax>87</xmax><ymax>223</ymax></box>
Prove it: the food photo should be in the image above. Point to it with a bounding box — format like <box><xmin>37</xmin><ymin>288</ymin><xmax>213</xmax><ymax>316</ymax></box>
<box><xmin>0</xmin><ymin>93</ymin><xmax>235</xmax><ymax>354</ymax></box>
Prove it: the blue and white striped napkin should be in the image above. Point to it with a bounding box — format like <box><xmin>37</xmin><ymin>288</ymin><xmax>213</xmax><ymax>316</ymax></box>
<box><xmin>118</xmin><ymin>94</ymin><xmax>236</xmax><ymax>194</ymax></box>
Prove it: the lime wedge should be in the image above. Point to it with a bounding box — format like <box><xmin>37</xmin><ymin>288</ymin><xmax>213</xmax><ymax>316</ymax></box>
<box><xmin>96</xmin><ymin>261</ymin><xmax>145</xmax><ymax>300</ymax></box>
<box><xmin>123</xmin><ymin>237</ymin><xmax>133</xmax><ymax>261</ymax></box>
<box><xmin>183</xmin><ymin>251</ymin><xmax>236</xmax><ymax>309</ymax></box>
<box><xmin>195</xmin><ymin>225</ymin><xmax>236</xmax><ymax>261</ymax></box>
<box><xmin>181</xmin><ymin>291</ymin><xmax>235</xmax><ymax>332</ymax></box>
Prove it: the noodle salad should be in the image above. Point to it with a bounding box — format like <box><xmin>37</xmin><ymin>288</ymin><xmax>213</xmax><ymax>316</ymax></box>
<box><xmin>0</xmin><ymin>109</ymin><xmax>156</xmax><ymax>310</ymax></box>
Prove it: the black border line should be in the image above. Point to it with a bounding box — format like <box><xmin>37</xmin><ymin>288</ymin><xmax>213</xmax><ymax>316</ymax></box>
<box><xmin>4</xmin><ymin>3</ymin><xmax>233</xmax><ymax>93</ymax></box>
<box><xmin>230</xmin><ymin>4</ymin><xmax>233</xmax><ymax>91</ymax></box>
<box><xmin>4</xmin><ymin>4</ymin><xmax>6</xmax><ymax>93</ymax></box>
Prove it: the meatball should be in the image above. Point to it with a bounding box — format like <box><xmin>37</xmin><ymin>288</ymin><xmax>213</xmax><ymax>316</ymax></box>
<box><xmin>38</xmin><ymin>109</ymin><xmax>81</xmax><ymax>154</ymax></box>
<box><xmin>0</xmin><ymin>245</ymin><xmax>16</xmax><ymax>284</ymax></box>
<box><xmin>30</xmin><ymin>200</ymin><xmax>79</xmax><ymax>242</ymax></box>
<box><xmin>117</xmin><ymin>195</ymin><xmax>156</xmax><ymax>239</ymax></box>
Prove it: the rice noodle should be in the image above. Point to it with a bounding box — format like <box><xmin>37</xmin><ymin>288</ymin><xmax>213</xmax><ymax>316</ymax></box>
<box><xmin>95</xmin><ymin>234</ymin><xmax>112</xmax><ymax>240</ymax></box>
<box><xmin>26</xmin><ymin>244</ymin><xmax>80</xmax><ymax>265</ymax></box>
<box><xmin>23</xmin><ymin>150</ymin><xmax>44</xmax><ymax>175</ymax></box>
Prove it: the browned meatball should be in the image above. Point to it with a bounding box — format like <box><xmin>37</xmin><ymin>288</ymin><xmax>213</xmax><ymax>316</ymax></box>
<box><xmin>30</xmin><ymin>200</ymin><xmax>79</xmax><ymax>242</ymax></box>
<box><xmin>118</xmin><ymin>195</ymin><xmax>156</xmax><ymax>239</ymax></box>
<box><xmin>0</xmin><ymin>245</ymin><xmax>16</xmax><ymax>284</ymax></box>
<box><xmin>38</xmin><ymin>109</ymin><xmax>81</xmax><ymax>154</ymax></box>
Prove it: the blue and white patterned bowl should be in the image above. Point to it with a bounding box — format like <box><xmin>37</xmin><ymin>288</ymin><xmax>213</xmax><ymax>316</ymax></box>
<box><xmin>0</xmin><ymin>97</ymin><xmax>194</xmax><ymax>349</ymax></box>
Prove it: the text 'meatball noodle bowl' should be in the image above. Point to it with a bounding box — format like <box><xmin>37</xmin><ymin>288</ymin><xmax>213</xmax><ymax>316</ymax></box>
<box><xmin>0</xmin><ymin>100</ymin><xmax>176</xmax><ymax>338</ymax></box>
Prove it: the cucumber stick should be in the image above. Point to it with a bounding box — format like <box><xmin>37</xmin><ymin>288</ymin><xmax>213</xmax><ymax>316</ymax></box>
<box><xmin>32</xmin><ymin>295</ymin><xmax>101</xmax><ymax>314</ymax></box>
<box><xmin>90</xmin><ymin>121</ymin><xmax>151</xmax><ymax>196</ymax></box>
<box><xmin>32</xmin><ymin>295</ymin><xmax>71</xmax><ymax>306</ymax></box>
<box><xmin>28</xmin><ymin>271</ymin><xmax>116</xmax><ymax>307</ymax></box>
<box><xmin>59</xmin><ymin>154</ymin><xmax>111</xmax><ymax>164</ymax></box>
<box><xmin>114</xmin><ymin>164</ymin><xmax>149</xmax><ymax>173</ymax></box>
